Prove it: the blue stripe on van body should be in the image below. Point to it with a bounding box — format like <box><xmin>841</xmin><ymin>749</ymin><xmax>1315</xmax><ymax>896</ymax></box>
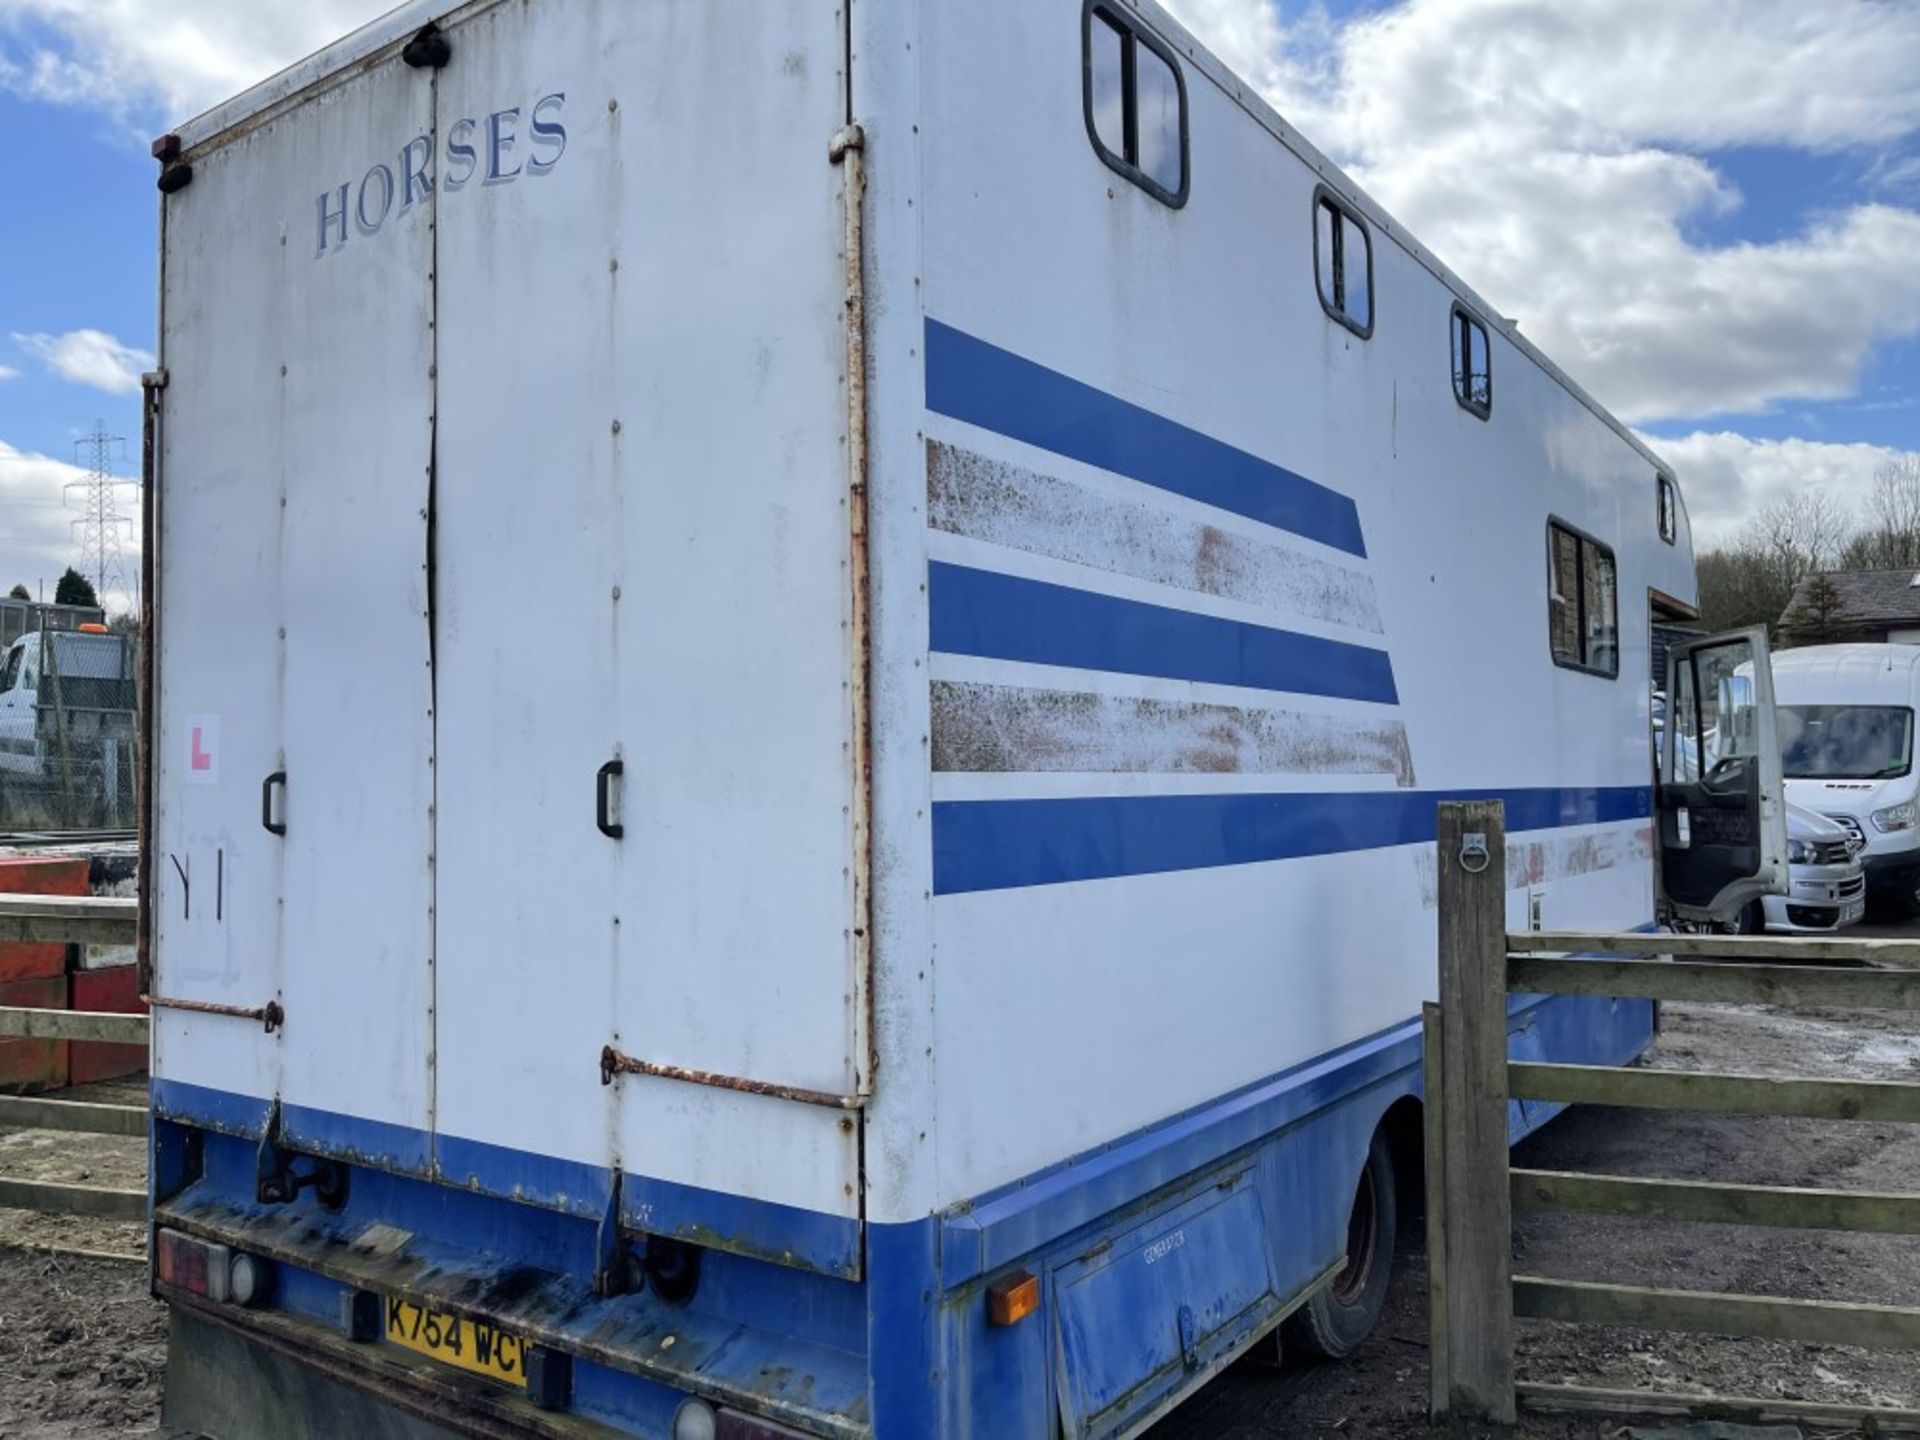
<box><xmin>931</xmin><ymin>785</ymin><xmax>1654</xmax><ymax>894</ymax></box>
<box><xmin>924</xmin><ymin>319</ymin><xmax>1370</xmax><ymax>558</ymax></box>
<box><xmin>929</xmin><ymin>562</ymin><xmax>1400</xmax><ymax>705</ymax></box>
<box><xmin>150</xmin><ymin>1078</ymin><xmax>863</xmax><ymax>1281</ymax></box>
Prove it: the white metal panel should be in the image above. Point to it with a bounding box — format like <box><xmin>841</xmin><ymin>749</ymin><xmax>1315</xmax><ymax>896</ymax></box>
<box><xmin>431</xmin><ymin>0</ymin><xmax>859</xmax><ymax>1222</ymax></box>
<box><xmin>155</xmin><ymin>51</ymin><xmax>437</xmax><ymax>1143</ymax></box>
<box><xmin>152</xmin><ymin>98</ymin><xmax>298</xmax><ymax>1108</ymax></box>
<box><xmin>853</xmin><ymin>0</ymin><xmax>940</xmax><ymax>1229</ymax></box>
<box><xmin>273</xmin><ymin>62</ymin><xmax>438</xmax><ymax>1150</ymax></box>
<box><xmin>911</xmin><ymin>0</ymin><xmax>1678</xmax><ymax>1207</ymax></box>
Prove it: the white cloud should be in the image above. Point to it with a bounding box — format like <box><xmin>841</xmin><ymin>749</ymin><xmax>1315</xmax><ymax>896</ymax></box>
<box><xmin>0</xmin><ymin>0</ymin><xmax>393</xmax><ymax>126</ymax></box>
<box><xmin>13</xmin><ymin>330</ymin><xmax>154</xmax><ymax>396</ymax></box>
<box><xmin>0</xmin><ymin>364</ymin><xmax>16</xmax><ymax>382</ymax></box>
<box><xmin>0</xmin><ymin>438</ymin><xmax>140</xmax><ymax>615</ymax></box>
<box><xmin>1163</xmin><ymin>0</ymin><xmax>1920</xmax><ymax>428</ymax></box>
<box><xmin>1645</xmin><ymin>431</ymin><xmax>1920</xmax><ymax>551</ymax></box>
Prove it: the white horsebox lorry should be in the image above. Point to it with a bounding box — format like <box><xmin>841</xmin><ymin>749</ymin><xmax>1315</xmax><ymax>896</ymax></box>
<box><xmin>143</xmin><ymin>2</ymin><xmax>1785</xmax><ymax>1436</ymax></box>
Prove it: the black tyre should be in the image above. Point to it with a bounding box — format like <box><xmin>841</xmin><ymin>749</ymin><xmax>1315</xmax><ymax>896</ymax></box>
<box><xmin>1718</xmin><ymin>899</ymin><xmax>1764</xmax><ymax>935</ymax></box>
<box><xmin>1283</xmin><ymin>1130</ymin><xmax>1397</xmax><ymax>1361</ymax></box>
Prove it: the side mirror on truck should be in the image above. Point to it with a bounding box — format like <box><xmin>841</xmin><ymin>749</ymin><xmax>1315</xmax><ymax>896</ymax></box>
<box><xmin>1659</xmin><ymin>627</ymin><xmax>1788</xmax><ymax>922</ymax></box>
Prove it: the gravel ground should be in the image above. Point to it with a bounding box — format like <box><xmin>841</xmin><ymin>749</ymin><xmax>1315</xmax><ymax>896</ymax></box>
<box><xmin>4</xmin><ymin>989</ymin><xmax>1918</xmax><ymax>1438</ymax></box>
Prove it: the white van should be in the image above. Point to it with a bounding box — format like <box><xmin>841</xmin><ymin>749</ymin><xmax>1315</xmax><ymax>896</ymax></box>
<box><xmin>1773</xmin><ymin>644</ymin><xmax>1920</xmax><ymax>912</ymax></box>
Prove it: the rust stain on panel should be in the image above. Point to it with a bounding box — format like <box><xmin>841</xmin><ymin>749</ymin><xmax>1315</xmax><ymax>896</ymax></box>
<box><xmin>600</xmin><ymin>1044</ymin><xmax>864</xmax><ymax>1113</ymax></box>
<box><xmin>1415</xmin><ymin>824</ymin><xmax>1656</xmax><ymax>911</ymax></box>
<box><xmin>928</xmin><ymin>441</ymin><xmax>1384</xmax><ymax>633</ymax></box>
<box><xmin>931</xmin><ymin>680</ymin><xmax>1414</xmax><ymax>784</ymax></box>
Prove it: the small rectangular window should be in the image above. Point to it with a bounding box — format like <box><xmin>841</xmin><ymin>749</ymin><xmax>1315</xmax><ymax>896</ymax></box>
<box><xmin>1088</xmin><ymin>12</ymin><xmax>1127</xmax><ymax>159</ymax></box>
<box><xmin>1313</xmin><ymin>188</ymin><xmax>1374</xmax><ymax>338</ymax></box>
<box><xmin>1452</xmin><ymin>304</ymin><xmax>1491</xmax><ymax>418</ymax></box>
<box><xmin>1548</xmin><ymin>521</ymin><xmax>1619</xmax><ymax>679</ymax></box>
<box><xmin>1083</xmin><ymin>4</ymin><xmax>1189</xmax><ymax>208</ymax></box>
<box><xmin>1658</xmin><ymin>473</ymin><xmax>1678</xmax><ymax>545</ymax></box>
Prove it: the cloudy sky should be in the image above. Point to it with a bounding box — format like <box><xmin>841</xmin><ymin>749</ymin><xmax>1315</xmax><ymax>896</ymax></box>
<box><xmin>1</xmin><ymin>0</ymin><xmax>1917</xmax><ymax>610</ymax></box>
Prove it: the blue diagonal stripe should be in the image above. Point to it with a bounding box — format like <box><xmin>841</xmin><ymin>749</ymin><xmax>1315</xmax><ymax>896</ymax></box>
<box><xmin>932</xmin><ymin>787</ymin><xmax>1654</xmax><ymax>895</ymax></box>
<box><xmin>925</xmin><ymin>319</ymin><xmax>1368</xmax><ymax>557</ymax></box>
<box><xmin>929</xmin><ymin>562</ymin><xmax>1399</xmax><ymax>705</ymax></box>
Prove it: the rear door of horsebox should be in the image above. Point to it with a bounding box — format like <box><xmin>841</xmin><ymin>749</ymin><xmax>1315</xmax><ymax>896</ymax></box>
<box><xmin>429</xmin><ymin>1</ymin><xmax>864</xmax><ymax>1273</ymax></box>
<box><xmin>154</xmin><ymin>42</ymin><xmax>436</xmax><ymax>1162</ymax></box>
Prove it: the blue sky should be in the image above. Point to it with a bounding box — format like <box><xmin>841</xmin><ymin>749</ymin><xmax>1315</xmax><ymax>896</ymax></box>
<box><xmin>0</xmin><ymin>87</ymin><xmax>152</xmax><ymax>475</ymax></box>
<box><xmin>2</xmin><ymin>0</ymin><xmax>1919</xmax><ymax>610</ymax></box>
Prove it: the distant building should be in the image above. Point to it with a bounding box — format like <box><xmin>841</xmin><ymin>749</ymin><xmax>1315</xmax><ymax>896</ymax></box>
<box><xmin>1779</xmin><ymin>568</ymin><xmax>1920</xmax><ymax>647</ymax></box>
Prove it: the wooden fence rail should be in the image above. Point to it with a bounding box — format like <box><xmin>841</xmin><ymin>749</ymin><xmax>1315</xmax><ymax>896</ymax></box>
<box><xmin>0</xmin><ymin>894</ymin><xmax>147</xmax><ymax>1223</ymax></box>
<box><xmin>1428</xmin><ymin>799</ymin><xmax>1920</xmax><ymax>1433</ymax></box>
<box><xmin>0</xmin><ymin>893</ymin><xmax>138</xmax><ymax>947</ymax></box>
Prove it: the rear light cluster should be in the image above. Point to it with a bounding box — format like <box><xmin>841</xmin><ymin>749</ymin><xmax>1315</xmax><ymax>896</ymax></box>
<box><xmin>156</xmin><ymin>1228</ymin><xmax>274</xmax><ymax>1307</ymax></box>
<box><xmin>672</xmin><ymin>1399</ymin><xmax>811</xmax><ymax>1440</ymax></box>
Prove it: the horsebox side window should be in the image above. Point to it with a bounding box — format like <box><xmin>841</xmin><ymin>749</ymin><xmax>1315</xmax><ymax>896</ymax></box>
<box><xmin>1658</xmin><ymin>474</ymin><xmax>1678</xmax><ymax>545</ymax></box>
<box><xmin>1314</xmin><ymin>188</ymin><xmax>1374</xmax><ymax>338</ymax></box>
<box><xmin>1548</xmin><ymin>521</ymin><xmax>1619</xmax><ymax>679</ymax></box>
<box><xmin>1083</xmin><ymin>3</ymin><xmax>1190</xmax><ymax>207</ymax></box>
<box><xmin>1451</xmin><ymin>304</ymin><xmax>1491</xmax><ymax>418</ymax></box>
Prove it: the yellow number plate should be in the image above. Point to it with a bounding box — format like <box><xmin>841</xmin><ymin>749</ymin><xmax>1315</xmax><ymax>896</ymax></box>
<box><xmin>384</xmin><ymin>1297</ymin><xmax>528</xmax><ymax>1388</ymax></box>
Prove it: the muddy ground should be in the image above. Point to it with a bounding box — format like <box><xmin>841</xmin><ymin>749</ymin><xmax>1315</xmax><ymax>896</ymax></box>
<box><xmin>1156</xmin><ymin>992</ymin><xmax>1920</xmax><ymax>1439</ymax></box>
<box><xmin>3</xmin><ymin>997</ymin><xmax>1917</xmax><ymax>1439</ymax></box>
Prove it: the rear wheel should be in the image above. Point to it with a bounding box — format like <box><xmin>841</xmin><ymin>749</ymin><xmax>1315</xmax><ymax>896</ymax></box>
<box><xmin>1283</xmin><ymin>1130</ymin><xmax>1397</xmax><ymax>1361</ymax></box>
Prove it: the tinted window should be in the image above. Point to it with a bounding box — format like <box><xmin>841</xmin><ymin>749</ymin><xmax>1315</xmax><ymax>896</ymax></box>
<box><xmin>1088</xmin><ymin>11</ymin><xmax>1127</xmax><ymax>159</ymax></box>
<box><xmin>1314</xmin><ymin>192</ymin><xmax>1373</xmax><ymax>337</ymax></box>
<box><xmin>1658</xmin><ymin>474</ymin><xmax>1677</xmax><ymax>544</ymax></box>
<box><xmin>1134</xmin><ymin>40</ymin><xmax>1183</xmax><ymax>195</ymax></box>
<box><xmin>1452</xmin><ymin>306</ymin><xmax>1491</xmax><ymax>417</ymax></box>
<box><xmin>1083</xmin><ymin>4</ymin><xmax>1189</xmax><ymax>207</ymax></box>
<box><xmin>1315</xmin><ymin>203</ymin><xmax>1338</xmax><ymax>311</ymax></box>
<box><xmin>1548</xmin><ymin>522</ymin><xmax>1618</xmax><ymax>678</ymax></box>
<box><xmin>1341</xmin><ymin>211</ymin><xmax>1372</xmax><ymax>330</ymax></box>
<box><xmin>1585</xmin><ymin>546</ymin><xmax>1618</xmax><ymax>676</ymax></box>
<box><xmin>1549</xmin><ymin>527</ymin><xmax>1582</xmax><ymax>665</ymax></box>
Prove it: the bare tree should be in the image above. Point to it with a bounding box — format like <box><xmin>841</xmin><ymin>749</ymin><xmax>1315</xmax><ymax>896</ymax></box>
<box><xmin>1743</xmin><ymin>489</ymin><xmax>1851</xmax><ymax>580</ymax></box>
<box><xmin>1842</xmin><ymin>457</ymin><xmax>1920</xmax><ymax>570</ymax></box>
<box><xmin>1697</xmin><ymin>489</ymin><xmax>1854</xmax><ymax>639</ymax></box>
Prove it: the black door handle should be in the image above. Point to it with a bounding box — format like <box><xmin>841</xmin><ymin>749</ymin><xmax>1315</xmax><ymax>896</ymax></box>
<box><xmin>262</xmin><ymin>771</ymin><xmax>287</xmax><ymax>836</ymax></box>
<box><xmin>597</xmin><ymin>759</ymin><xmax>624</xmax><ymax>839</ymax></box>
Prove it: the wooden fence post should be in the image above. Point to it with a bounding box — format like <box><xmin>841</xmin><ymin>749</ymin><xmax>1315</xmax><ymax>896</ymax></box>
<box><xmin>1435</xmin><ymin>800</ymin><xmax>1517</xmax><ymax>1423</ymax></box>
<box><xmin>1422</xmin><ymin>1002</ymin><xmax>1452</xmax><ymax>1418</ymax></box>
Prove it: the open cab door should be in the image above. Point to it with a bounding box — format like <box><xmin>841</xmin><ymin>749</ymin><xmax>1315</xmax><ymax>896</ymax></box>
<box><xmin>1660</xmin><ymin>627</ymin><xmax>1788</xmax><ymax>922</ymax></box>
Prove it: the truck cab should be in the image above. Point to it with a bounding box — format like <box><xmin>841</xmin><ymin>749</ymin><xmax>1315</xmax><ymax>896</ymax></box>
<box><xmin>0</xmin><ymin>635</ymin><xmax>42</xmax><ymax>771</ymax></box>
<box><xmin>1658</xmin><ymin>628</ymin><xmax>1790</xmax><ymax>925</ymax></box>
